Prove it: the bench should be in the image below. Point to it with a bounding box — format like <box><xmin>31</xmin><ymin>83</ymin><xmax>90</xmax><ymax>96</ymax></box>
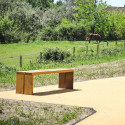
<box><xmin>16</xmin><ymin>68</ymin><xmax>74</xmax><ymax>95</ymax></box>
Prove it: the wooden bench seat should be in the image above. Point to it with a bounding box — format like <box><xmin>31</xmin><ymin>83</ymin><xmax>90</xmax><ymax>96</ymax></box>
<box><xmin>16</xmin><ymin>68</ymin><xmax>74</xmax><ymax>95</ymax></box>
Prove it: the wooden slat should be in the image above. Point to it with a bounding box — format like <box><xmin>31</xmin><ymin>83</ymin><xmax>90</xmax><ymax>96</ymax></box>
<box><xmin>24</xmin><ymin>74</ymin><xmax>33</xmax><ymax>95</ymax></box>
<box><xmin>16</xmin><ymin>73</ymin><xmax>25</xmax><ymax>94</ymax></box>
<box><xmin>17</xmin><ymin>68</ymin><xmax>74</xmax><ymax>75</ymax></box>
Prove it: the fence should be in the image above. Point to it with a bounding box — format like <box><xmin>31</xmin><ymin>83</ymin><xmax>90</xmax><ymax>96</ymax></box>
<box><xmin>69</xmin><ymin>40</ymin><xmax>125</xmax><ymax>57</ymax></box>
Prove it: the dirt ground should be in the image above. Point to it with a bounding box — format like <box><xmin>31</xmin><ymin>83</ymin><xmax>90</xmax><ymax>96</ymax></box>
<box><xmin>0</xmin><ymin>99</ymin><xmax>95</xmax><ymax>125</ymax></box>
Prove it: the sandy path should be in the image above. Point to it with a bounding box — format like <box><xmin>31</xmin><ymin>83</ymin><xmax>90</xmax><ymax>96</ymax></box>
<box><xmin>0</xmin><ymin>76</ymin><xmax>125</xmax><ymax>125</ymax></box>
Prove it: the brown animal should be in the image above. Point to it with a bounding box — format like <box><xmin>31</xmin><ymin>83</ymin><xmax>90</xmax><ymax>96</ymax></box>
<box><xmin>86</xmin><ymin>33</ymin><xmax>101</xmax><ymax>43</ymax></box>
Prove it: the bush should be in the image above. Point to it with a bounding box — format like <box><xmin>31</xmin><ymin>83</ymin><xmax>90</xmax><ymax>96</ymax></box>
<box><xmin>0</xmin><ymin>16</ymin><xmax>21</xmax><ymax>43</ymax></box>
<box><xmin>40</xmin><ymin>23</ymin><xmax>87</xmax><ymax>41</ymax></box>
<box><xmin>101</xmin><ymin>48</ymin><xmax>120</xmax><ymax>56</ymax></box>
<box><xmin>40</xmin><ymin>27</ymin><xmax>55</xmax><ymax>41</ymax></box>
<box><xmin>43</xmin><ymin>48</ymin><xmax>71</xmax><ymax>61</ymax></box>
<box><xmin>105</xmin><ymin>31</ymin><xmax>121</xmax><ymax>40</ymax></box>
<box><xmin>55</xmin><ymin>23</ymin><xmax>87</xmax><ymax>41</ymax></box>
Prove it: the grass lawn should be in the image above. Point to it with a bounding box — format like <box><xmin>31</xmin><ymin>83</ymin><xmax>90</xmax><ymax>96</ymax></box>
<box><xmin>0</xmin><ymin>41</ymin><xmax>89</xmax><ymax>58</ymax></box>
<box><xmin>0</xmin><ymin>40</ymin><xmax>125</xmax><ymax>68</ymax></box>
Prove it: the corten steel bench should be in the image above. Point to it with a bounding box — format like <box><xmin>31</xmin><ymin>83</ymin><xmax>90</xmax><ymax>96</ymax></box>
<box><xmin>16</xmin><ymin>68</ymin><xmax>74</xmax><ymax>95</ymax></box>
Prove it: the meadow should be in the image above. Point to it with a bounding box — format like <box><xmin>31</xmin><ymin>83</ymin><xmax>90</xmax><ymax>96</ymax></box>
<box><xmin>0</xmin><ymin>40</ymin><xmax>125</xmax><ymax>68</ymax></box>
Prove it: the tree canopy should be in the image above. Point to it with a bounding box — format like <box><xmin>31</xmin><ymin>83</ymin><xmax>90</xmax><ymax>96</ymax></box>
<box><xmin>0</xmin><ymin>0</ymin><xmax>125</xmax><ymax>43</ymax></box>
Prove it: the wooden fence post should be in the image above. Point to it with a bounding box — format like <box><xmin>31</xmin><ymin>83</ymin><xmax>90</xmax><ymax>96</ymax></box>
<box><xmin>97</xmin><ymin>44</ymin><xmax>99</xmax><ymax>55</ymax></box>
<box><xmin>40</xmin><ymin>52</ymin><xmax>42</xmax><ymax>64</ymax></box>
<box><xmin>20</xmin><ymin>55</ymin><xmax>22</xmax><ymax>68</ymax></box>
<box><xmin>86</xmin><ymin>46</ymin><xmax>88</xmax><ymax>56</ymax></box>
<box><xmin>73</xmin><ymin>47</ymin><xmax>75</xmax><ymax>57</ymax></box>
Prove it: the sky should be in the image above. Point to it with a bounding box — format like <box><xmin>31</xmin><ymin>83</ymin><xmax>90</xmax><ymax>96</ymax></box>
<box><xmin>54</xmin><ymin>0</ymin><xmax>125</xmax><ymax>7</ymax></box>
<box><xmin>104</xmin><ymin>0</ymin><xmax>125</xmax><ymax>7</ymax></box>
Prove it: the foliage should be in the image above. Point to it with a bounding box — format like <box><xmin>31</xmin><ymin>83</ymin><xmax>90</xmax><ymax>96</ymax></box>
<box><xmin>55</xmin><ymin>23</ymin><xmax>87</xmax><ymax>41</ymax></box>
<box><xmin>74</xmin><ymin>0</ymin><xmax>108</xmax><ymax>35</ymax></box>
<box><xmin>105</xmin><ymin>10</ymin><xmax>125</xmax><ymax>40</ymax></box>
<box><xmin>40</xmin><ymin>23</ymin><xmax>87</xmax><ymax>41</ymax></box>
<box><xmin>101</xmin><ymin>48</ymin><xmax>120</xmax><ymax>56</ymax></box>
<box><xmin>40</xmin><ymin>26</ymin><xmax>55</xmax><ymax>41</ymax></box>
<box><xmin>41</xmin><ymin>1</ymin><xmax>75</xmax><ymax>27</ymax></box>
<box><xmin>54</xmin><ymin>0</ymin><xmax>63</xmax><ymax>7</ymax></box>
<box><xmin>73</xmin><ymin>0</ymin><xmax>125</xmax><ymax>40</ymax></box>
<box><xmin>21</xmin><ymin>0</ymin><xmax>54</xmax><ymax>9</ymax></box>
<box><xmin>0</xmin><ymin>0</ymin><xmax>42</xmax><ymax>43</ymax></box>
<box><xmin>0</xmin><ymin>16</ymin><xmax>20</xmax><ymax>43</ymax></box>
<box><xmin>0</xmin><ymin>0</ymin><xmax>125</xmax><ymax>43</ymax></box>
<box><xmin>43</xmin><ymin>47</ymin><xmax>71</xmax><ymax>61</ymax></box>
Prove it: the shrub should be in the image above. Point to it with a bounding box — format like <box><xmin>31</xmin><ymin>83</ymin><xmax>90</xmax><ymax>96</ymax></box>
<box><xmin>40</xmin><ymin>23</ymin><xmax>87</xmax><ymax>41</ymax></box>
<box><xmin>40</xmin><ymin>27</ymin><xmax>55</xmax><ymax>41</ymax></box>
<box><xmin>0</xmin><ymin>62</ymin><xmax>16</xmax><ymax>73</ymax></box>
<box><xmin>101</xmin><ymin>48</ymin><xmax>120</xmax><ymax>56</ymax></box>
<box><xmin>43</xmin><ymin>48</ymin><xmax>71</xmax><ymax>61</ymax></box>
<box><xmin>55</xmin><ymin>23</ymin><xmax>87</xmax><ymax>41</ymax></box>
<box><xmin>0</xmin><ymin>16</ymin><xmax>21</xmax><ymax>43</ymax></box>
<box><xmin>105</xmin><ymin>31</ymin><xmax>121</xmax><ymax>40</ymax></box>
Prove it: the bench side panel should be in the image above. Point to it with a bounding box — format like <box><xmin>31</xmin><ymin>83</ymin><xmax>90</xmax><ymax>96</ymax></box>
<box><xmin>24</xmin><ymin>74</ymin><xmax>33</xmax><ymax>95</ymax></box>
<box><xmin>16</xmin><ymin>73</ymin><xmax>25</xmax><ymax>94</ymax></box>
<box><xmin>59</xmin><ymin>72</ymin><xmax>73</xmax><ymax>89</ymax></box>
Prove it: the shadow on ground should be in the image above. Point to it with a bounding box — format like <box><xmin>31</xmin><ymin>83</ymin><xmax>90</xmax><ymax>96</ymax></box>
<box><xmin>33</xmin><ymin>89</ymin><xmax>81</xmax><ymax>96</ymax></box>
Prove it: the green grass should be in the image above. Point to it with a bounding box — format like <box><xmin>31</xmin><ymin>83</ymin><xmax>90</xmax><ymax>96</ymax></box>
<box><xmin>0</xmin><ymin>40</ymin><xmax>124</xmax><ymax>69</ymax></box>
<box><xmin>0</xmin><ymin>40</ymin><xmax>123</xmax><ymax>58</ymax></box>
<box><xmin>0</xmin><ymin>41</ymin><xmax>88</xmax><ymax>58</ymax></box>
<box><xmin>0</xmin><ymin>40</ymin><xmax>125</xmax><ymax>88</ymax></box>
<box><xmin>0</xmin><ymin>40</ymin><xmax>89</xmax><ymax>69</ymax></box>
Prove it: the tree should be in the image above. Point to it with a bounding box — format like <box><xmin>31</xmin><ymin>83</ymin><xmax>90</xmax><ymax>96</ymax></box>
<box><xmin>21</xmin><ymin>0</ymin><xmax>54</xmax><ymax>9</ymax></box>
<box><xmin>105</xmin><ymin>10</ymin><xmax>125</xmax><ymax>40</ymax></box>
<box><xmin>41</xmin><ymin>1</ymin><xmax>75</xmax><ymax>27</ymax></box>
<box><xmin>74</xmin><ymin>0</ymin><xmax>108</xmax><ymax>36</ymax></box>
<box><xmin>0</xmin><ymin>0</ymin><xmax>43</xmax><ymax>43</ymax></box>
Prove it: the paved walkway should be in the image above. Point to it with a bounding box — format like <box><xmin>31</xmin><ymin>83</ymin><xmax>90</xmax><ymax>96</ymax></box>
<box><xmin>0</xmin><ymin>76</ymin><xmax>125</xmax><ymax>125</ymax></box>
